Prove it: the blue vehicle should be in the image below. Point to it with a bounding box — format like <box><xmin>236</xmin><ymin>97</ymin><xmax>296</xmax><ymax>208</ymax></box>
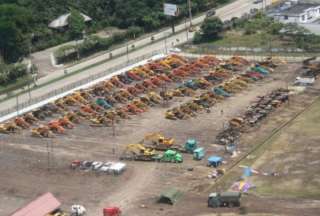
<box><xmin>96</xmin><ymin>98</ymin><xmax>112</xmax><ymax>109</ymax></box>
<box><xmin>252</xmin><ymin>65</ymin><xmax>269</xmax><ymax>76</ymax></box>
<box><xmin>207</xmin><ymin>156</ymin><xmax>223</xmax><ymax>167</ymax></box>
<box><xmin>185</xmin><ymin>139</ymin><xmax>198</xmax><ymax>153</ymax></box>
<box><xmin>184</xmin><ymin>80</ymin><xmax>198</xmax><ymax>90</ymax></box>
<box><xmin>213</xmin><ymin>87</ymin><xmax>231</xmax><ymax>97</ymax></box>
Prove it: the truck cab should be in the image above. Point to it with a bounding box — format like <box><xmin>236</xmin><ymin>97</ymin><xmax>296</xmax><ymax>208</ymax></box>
<box><xmin>208</xmin><ymin>192</ymin><xmax>241</xmax><ymax>208</ymax></box>
<box><xmin>193</xmin><ymin>147</ymin><xmax>205</xmax><ymax>160</ymax></box>
<box><xmin>185</xmin><ymin>138</ymin><xmax>198</xmax><ymax>153</ymax></box>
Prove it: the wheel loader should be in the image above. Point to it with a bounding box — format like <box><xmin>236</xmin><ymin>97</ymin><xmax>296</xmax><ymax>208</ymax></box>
<box><xmin>90</xmin><ymin>115</ymin><xmax>112</xmax><ymax>127</ymax></box>
<box><xmin>0</xmin><ymin>122</ymin><xmax>19</xmax><ymax>134</ymax></box>
<box><xmin>165</xmin><ymin>110</ymin><xmax>177</xmax><ymax>120</ymax></box>
<box><xmin>31</xmin><ymin>125</ymin><xmax>53</xmax><ymax>138</ymax></box>
<box><xmin>179</xmin><ymin>104</ymin><xmax>197</xmax><ymax>117</ymax></box>
<box><xmin>132</xmin><ymin>99</ymin><xmax>148</xmax><ymax>111</ymax></box>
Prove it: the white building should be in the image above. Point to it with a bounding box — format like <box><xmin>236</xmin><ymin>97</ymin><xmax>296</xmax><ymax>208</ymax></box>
<box><xmin>272</xmin><ymin>2</ymin><xmax>320</xmax><ymax>24</ymax></box>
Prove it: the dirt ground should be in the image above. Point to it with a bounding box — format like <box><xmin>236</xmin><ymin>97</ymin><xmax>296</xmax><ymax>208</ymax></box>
<box><xmin>0</xmin><ymin>62</ymin><xmax>319</xmax><ymax>216</ymax></box>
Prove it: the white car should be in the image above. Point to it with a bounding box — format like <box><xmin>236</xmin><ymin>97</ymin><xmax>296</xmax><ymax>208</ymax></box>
<box><xmin>110</xmin><ymin>162</ymin><xmax>127</xmax><ymax>175</ymax></box>
<box><xmin>92</xmin><ymin>161</ymin><xmax>104</xmax><ymax>170</ymax></box>
<box><xmin>99</xmin><ymin>162</ymin><xmax>113</xmax><ymax>173</ymax></box>
<box><xmin>71</xmin><ymin>205</ymin><xmax>86</xmax><ymax>216</ymax></box>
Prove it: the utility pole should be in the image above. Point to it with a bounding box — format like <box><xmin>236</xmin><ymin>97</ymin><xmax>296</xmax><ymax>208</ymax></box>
<box><xmin>188</xmin><ymin>0</ymin><xmax>193</xmax><ymax>28</ymax></box>
<box><xmin>184</xmin><ymin>18</ymin><xmax>189</xmax><ymax>41</ymax></box>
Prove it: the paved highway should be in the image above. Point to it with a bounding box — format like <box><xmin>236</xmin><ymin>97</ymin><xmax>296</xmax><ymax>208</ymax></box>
<box><xmin>0</xmin><ymin>0</ymin><xmax>271</xmax><ymax>117</ymax></box>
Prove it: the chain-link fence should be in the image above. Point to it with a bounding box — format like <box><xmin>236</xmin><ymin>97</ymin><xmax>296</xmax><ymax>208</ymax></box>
<box><xmin>0</xmin><ymin>49</ymin><xmax>165</xmax><ymax>119</ymax></box>
<box><xmin>182</xmin><ymin>43</ymin><xmax>320</xmax><ymax>58</ymax></box>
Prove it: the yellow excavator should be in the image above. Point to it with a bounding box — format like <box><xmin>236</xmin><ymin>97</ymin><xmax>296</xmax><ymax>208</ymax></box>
<box><xmin>120</xmin><ymin>144</ymin><xmax>157</xmax><ymax>161</ymax></box>
<box><xmin>141</xmin><ymin>133</ymin><xmax>184</xmax><ymax>151</ymax></box>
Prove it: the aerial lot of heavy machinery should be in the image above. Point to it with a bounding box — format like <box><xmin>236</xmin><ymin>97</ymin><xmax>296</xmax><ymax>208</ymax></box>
<box><xmin>1</xmin><ymin>51</ymin><xmax>320</xmax><ymax>216</ymax></box>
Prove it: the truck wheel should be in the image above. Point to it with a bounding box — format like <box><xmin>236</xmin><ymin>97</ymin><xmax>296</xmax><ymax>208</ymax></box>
<box><xmin>229</xmin><ymin>202</ymin><xmax>234</xmax><ymax>208</ymax></box>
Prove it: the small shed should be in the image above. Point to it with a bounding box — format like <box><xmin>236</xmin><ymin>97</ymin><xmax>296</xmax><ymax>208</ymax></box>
<box><xmin>158</xmin><ymin>188</ymin><xmax>182</xmax><ymax>205</ymax></box>
<box><xmin>10</xmin><ymin>192</ymin><xmax>61</xmax><ymax>216</ymax></box>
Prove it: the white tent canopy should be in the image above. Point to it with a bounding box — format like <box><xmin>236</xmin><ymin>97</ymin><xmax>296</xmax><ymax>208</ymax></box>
<box><xmin>49</xmin><ymin>13</ymin><xmax>92</xmax><ymax>29</ymax></box>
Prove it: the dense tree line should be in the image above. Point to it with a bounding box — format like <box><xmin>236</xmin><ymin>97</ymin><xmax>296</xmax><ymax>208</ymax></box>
<box><xmin>0</xmin><ymin>0</ymin><xmax>218</xmax><ymax>63</ymax></box>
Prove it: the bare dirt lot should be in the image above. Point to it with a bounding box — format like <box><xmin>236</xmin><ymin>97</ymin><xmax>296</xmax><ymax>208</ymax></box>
<box><xmin>1</xmin><ymin>62</ymin><xmax>319</xmax><ymax>216</ymax></box>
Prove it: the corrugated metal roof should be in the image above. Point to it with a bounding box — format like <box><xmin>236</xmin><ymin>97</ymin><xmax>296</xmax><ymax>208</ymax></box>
<box><xmin>10</xmin><ymin>192</ymin><xmax>61</xmax><ymax>216</ymax></box>
<box><xmin>49</xmin><ymin>13</ymin><xmax>92</xmax><ymax>29</ymax></box>
<box><xmin>281</xmin><ymin>3</ymin><xmax>319</xmax><ymax>15</ymax></box>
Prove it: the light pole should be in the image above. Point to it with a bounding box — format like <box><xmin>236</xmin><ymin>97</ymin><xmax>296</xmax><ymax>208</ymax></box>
<box><xmin>126</xmin><ymin>43</ymin><xmax>129</xmax><ymax>64</ymax></box>
<box><xmin>164</xmin><ymin>32</ymin><xmax>170</xmax><ymax>54</ymax></box>
<box><xmin>188</xmin><ymin>0</ymin><xmax>193</xmax><ymax>28</ymax></box>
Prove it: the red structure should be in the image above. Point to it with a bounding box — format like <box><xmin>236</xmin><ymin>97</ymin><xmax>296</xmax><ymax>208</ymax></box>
<box><xmin>10</xmin><ymin>192</ymin><xmax>61</xmax><ymax>216</ymax></box>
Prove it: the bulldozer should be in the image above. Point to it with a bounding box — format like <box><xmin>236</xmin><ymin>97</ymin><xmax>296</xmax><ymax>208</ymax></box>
<box><xmin>31</xmin><ymin>125</ymin><xmax>54</xmax><ymax>138</ymax></box>
<box><xmin>120</xmin><ymin>143</ymin><xmax>157</xmax><ymax>161</ymax></box>
<box><xmin>142</xmin><ymin>133</ymin><xmax>178</xmax><ymax>151</ymax></box>
<box><xmin>0</xmin><ymin>122</ymin><xmax>19</xmax><ymax>134</ymax></box>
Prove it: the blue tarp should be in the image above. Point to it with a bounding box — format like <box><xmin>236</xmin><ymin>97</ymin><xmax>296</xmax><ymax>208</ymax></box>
<box><xmin>208</xmin><ymin>156</ymin><xmax>222</xmax><ymax>163</ymax></box>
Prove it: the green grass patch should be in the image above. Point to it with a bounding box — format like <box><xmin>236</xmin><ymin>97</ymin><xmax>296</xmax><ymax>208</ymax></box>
<box><xmin>0</xmin><ymin>74</ymin><xmax>33</xmax><ymax>96</ymax></box>
<box><xmin>212</xmin><ymin>31</ymin><xmax>285</xmax><ymax>48</ymax></box>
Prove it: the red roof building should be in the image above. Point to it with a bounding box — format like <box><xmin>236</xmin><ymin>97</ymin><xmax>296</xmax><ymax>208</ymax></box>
<box><xmin>10</xmin><ymin>192</ymin><xmax>61</xmax><ymax>216</ymax></box>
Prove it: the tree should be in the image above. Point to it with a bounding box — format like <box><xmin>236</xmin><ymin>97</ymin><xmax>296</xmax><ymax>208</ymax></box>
<box><xmin>68</xmin><ymin>9</ymin><xmax>86</xmax><ymax>40</ymax></box>
<box><xmin>200</xmin><ymin>17</ymin><xmax>223</xmax><ymax>41</ymax></box>
<box><xmin>0</xmin><ymin>4</ymin><xmax>31</xmax><ymax>63</ymax></box>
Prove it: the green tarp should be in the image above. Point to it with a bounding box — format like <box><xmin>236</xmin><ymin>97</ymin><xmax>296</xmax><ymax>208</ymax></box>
<box><xmin>158</xmin><ymin>188</ymin><xmax>182</xmax><ymax>205</ymax></box>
